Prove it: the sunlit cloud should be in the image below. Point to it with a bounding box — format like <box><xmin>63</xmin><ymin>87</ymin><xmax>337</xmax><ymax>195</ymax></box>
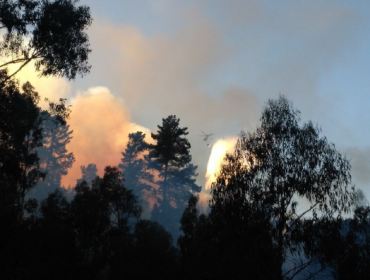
<box><xmin>61</xmin><ymin>87</ymin><xmax>151</xmax><ymax>187</ymax></box>
<box><xmin>4</xmin><ymin>62</ymin><xmax>71</xmax><ymax>109</ymax></box>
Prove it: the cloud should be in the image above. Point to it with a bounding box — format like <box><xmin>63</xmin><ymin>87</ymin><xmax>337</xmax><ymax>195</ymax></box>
<box><xmin>61</xmin><ymin>87</ymin><xmax>151</xmax><ymax>187</ymax></box>
<box><xmin>85</xmin><ymin>15</ymin><xmax>262</xmax><ymax>189</ymax></box>
<box><xmin>3</xmin><ymin>1</ymin><xmax>367</xmax><ymax>209</ymax></box>
<box><xmin>64</xmin><ymin>1</ymin><xmax>362</xmax><ymax>193</ymax></box>
<box><xmin>346</xmin><ymin>147</ymin><xmax>370</xmax><ymax>188</ymax></box>
<box><xmin>87</xmin><ymin>13</ymin><xmax>263</xmax><ymax>123</ymax></box>
<box><xmin>6</xmin><ymin>62</ymin><xmax>71</xmax><ymax>110</ymax></box>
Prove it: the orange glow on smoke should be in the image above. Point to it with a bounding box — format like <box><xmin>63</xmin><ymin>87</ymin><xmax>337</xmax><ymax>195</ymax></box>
<box><xmin>61</xmin><ymin>87</ymin><xmax>151</xmax><ymax>187</ymax></box>
<box><xmin>205</xmin><ymin>137</ymin><xmax>237</xmax><ymax>189</ymax></box>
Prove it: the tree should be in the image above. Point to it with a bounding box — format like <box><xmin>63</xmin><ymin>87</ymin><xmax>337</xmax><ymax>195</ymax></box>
<box><xmin>0</xmin><ymin>71</ymin><xmax>71</xmax><ymax>221</ymax></box>
<box><xmin>131</xmin><ymin>219</ymin><xmax>179</xmax><ymax>280</ymax></box>
<box><xmin>178</xmin><ymin>194</ymin><xmax>279</xmax><ymax>280</ymax></box>
<box><xmin>33</xmin><ymin>117</ymin><xmax>75</xmax><ymax>197</ymax></box>
<box><xmin>76</xmin><ymin>163</ymin><xmax>98</xmax><ymax>185</ymax></box>
<box><xmin>28</xmin><ymin>189</ymin><xmax>80</xmax><ymax>279</ymax></box>
<box><xmin>71</xmin><ymin>179</ymin><xmax>110</xmax><ymax>275</ymax></box>
<box><xmin>208</xmin><ymin>96</ymin><xmax>355</xmax><ymax>279</ymax></box>
<box><xmin>178</xmin><ymin>195</ymin><xmax>206</xmax><ymax>279</ymax></box>
<box><xmin>119</xmin><ymin>131</ymin><xmax>153</xmax><ymax>214</ymax></box>
<box><xmin>0</xmin><ymin>0</ymin><xmax>92</xmax><ymax>80</ymax></box>
<box><xmin>148</xmin><ymin>115</ymin><xmax>201</xmax><ymax>236</ymax></box>
<box><xmin>331</xmin><ymin>206</ymin><xmax>370</xmax><ymax>280</ymax></box>
<box><xmin>71</xmin><ymin>166</ymin><xmax>142</xmax><ymax>278</ymax></box>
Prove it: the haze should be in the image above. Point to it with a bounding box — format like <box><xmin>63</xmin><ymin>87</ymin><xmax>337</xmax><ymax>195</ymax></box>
<box><xmin>16</xmin><ymin>0</ymin><xmax>370</xmax><ymax>203</ymax></box>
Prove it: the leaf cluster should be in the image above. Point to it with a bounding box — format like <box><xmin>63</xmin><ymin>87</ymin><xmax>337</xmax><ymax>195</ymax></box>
<box><xmin>0</xmin><ymin>0</ymin><xmax>92</xmax><ymax>80</ymax></box>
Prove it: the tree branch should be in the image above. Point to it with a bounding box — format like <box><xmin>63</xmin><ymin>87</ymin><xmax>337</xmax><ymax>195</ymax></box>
<box><xmin>0</xmin><ymin>58</ymin><xmax>29</xmax><ymax>68</ymax></box>
<box><xmin>283</xmin><ymin>258</ymin><xmax>312</xmax><ymax>279</ymax></box>
<box><xmin>290</xmin><ymin>202</ymin><xmax>319</xmax><ymax>229</ymax></box>
<box><xmin>303</xmin><ymin>265</ymin><xmax>329</xmax><ymax>280</ymax></box>
<box><xmin>284</xmin><ymin>255</ymin><xmax>327</xmax><ymax>280</ymax></box>
<box><xmin>2</xmin><ymin>57</ymin><xmax>33</xmax><ymax>82</ymax></box>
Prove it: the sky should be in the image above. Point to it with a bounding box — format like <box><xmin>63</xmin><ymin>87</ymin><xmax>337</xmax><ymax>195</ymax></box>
<box><xmin>13</xmin><ymin>0</ymin><xmax>370</xmax><ymax>207</ymax></box>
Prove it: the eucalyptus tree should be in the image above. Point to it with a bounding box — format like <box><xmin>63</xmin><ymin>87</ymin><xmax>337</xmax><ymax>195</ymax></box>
<box><xmin>0</xmin><ymin>0</ymin><xmax>92</xmax><ymax>80</ymax></box>
<box><xmin>208</xmin><ymin>96</ymin><xmax>355</xmax><ymax>279</ymax></box>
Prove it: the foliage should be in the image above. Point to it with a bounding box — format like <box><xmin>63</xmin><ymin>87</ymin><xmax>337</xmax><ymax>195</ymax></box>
<box><xmin>0</xmin><ymin>0</ymin><xmax>92</xmax><ymax>80</ymax></box>
<box><xmin>179</xmin><ymin>96</ymin><xmax>355</xmax><ymax>280</ymax></box>
<box><xmin>178</xmin><ymin>194</ymin><xmax>279</xmax><ymax>280</ymax></box>
<box><xmin>76</xmin><ymin>163</ymin><xmax>98</xmax><ymax>186</ymax></box>
<box><xmin>148</xmin><ymin>115</ymin><xmax>200</xmax><ymax>237</ymax></box>
<box><xmin>34</xmin><ymin>117</ymin><xmax>75</xmax><ymax>196</ymax></box>
<box><xmin>111</xmin><ymin>219</ymin><xmax>179</xmax><ymax>280</ymax></box>
<box><xmin>332</xmin><ymin>206</ymin><xmax>370</xmax><ymax>280</ymax></box>
<box><xmin>71</xmin><ymin>166</ymin><xmax>142</xmax><ymax>276</ymax></box>
<box><xmin>148</xmin><ymin>115</ymin><xmax>201</xmax><ymax>205</ymax></box>
<box><xmin>0</xmin><ymin>70</ymin><xmax>71</xmax><ymax>221</ymax></box>
<box><xmin>119</xmin><ymin>131</ymin><xmax>153</xmax><ymax>212</ymax></box>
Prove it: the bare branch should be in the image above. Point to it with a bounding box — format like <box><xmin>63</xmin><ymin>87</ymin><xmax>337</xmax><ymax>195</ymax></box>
<box><xmin>283</xmin><ymin>259</ymin><xmax>312</xmax><ymax>279</ymax></box>
<box><xmin>0</xmin><ymin>58</ymin><xmax>28</xmax><ymax>68</ymax></box>
<box><xmin>290</xmin><ymin>202</ymin><xmax>320</xmax><ymax>229</ymax></box>
<box><xmin>1</xmin><ymin>55</ymin><xmax>41</xmax><ymax>82</ymax></box>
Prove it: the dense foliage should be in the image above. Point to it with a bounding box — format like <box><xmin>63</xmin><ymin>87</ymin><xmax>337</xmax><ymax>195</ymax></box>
<box><xmin>0</xmin><ymin>69</ymin><xmax>71</xmax><ymax>223</ymax></box>
<box><xmin>0</xmin><ymin>0</ymin><xmax>92</xmax><ymax>80</ymax></box>
<box><xmin>118</xmin><ymin>131</ymin><xmax>153</xmax><ymax>214</ymax></box>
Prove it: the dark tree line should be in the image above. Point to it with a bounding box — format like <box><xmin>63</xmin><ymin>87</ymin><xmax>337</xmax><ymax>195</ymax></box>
<box><xmin>1</xmin><ymin>166</ymin><xmax>179</xmax><ymax>279</ymax></box>
<box><xmin>1</xmin><ymin>1</ymin><xmax>369</xmax><ymax>279</ymax></box>
<box><xmin>1</xmin><ymin>75</ymin><xmax>369</xmax><ymax>279</ymax></box>
<box><xmin>0</xmin><ymin>68</ymin><xmax>197</xmax><ymax>278</ymax></box>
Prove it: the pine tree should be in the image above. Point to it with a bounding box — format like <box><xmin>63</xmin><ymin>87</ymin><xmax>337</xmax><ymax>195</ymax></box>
<box><xmin>148</xmin><ymin>115</ymin><xmax>200</xmax><ymax>237</ymax></box>
<box><xmin>119</xmin><ymin>132</ymin><xmax>153</xmax><ymax>211</ymax></box>
<box><xmin>76</xmin><ymin>163</ymin><xmax>98</xmax><ymax>186</ymax></box>
<box><xmin>35</xmin><ymin>118</ymin><xmax>75</xmax><ymax>196</ymax></box>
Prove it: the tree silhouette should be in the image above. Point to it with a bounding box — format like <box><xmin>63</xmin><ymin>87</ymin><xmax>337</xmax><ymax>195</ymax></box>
<box><xmin>76</xmin><ymin>163</ymin><xmax>98</xmax><ymax>186</ymax></box>
<box><xmin>29</xmin><ymin>189</ymin><xmax>80</xmax><ymax>279</ymax></box>
<box><xmin>72</xmin><ymin>166</ymin><xmax>142</xmax><ymax>278</ymax></box>
<box><xmin>207</xmin><ymin>96</ymin><xmax>355</xmax><ymax>279</ymax></box>
<box><xmin>0</xmin><ymin>0</ymin><xmax>92</xmax><ymax>80</ymax></box>
<box><xmin>0</xmin><ymin>72</ymin><xmax>71</xmax><ymax>221</ymax></box>
<box><xmin>148</xmin><ymin>115</ymin><xmax>201</xmax><ymax>237</ymax></box>
<box><xmin>131</xmin><ymin>219</ymin><xmax>179</xmax><ymax>280</ymax></box>
<box><xmin>33</xmin><ymin>116</ymin><xmax>75</xmax><ymax>197</ymax></box>
<box><xmin>71</xmin><ymin>180</ymin><xmax>110</xmax><ymax>275</ymax></box>
<box><xmin>331</xmin><ymin>206</ymin><xmax>370</xmax><ymax>280</ymax></box>
<box><xmin>119</xmin><ymin>131</ymin><xmax>153</xmax><ymax>214</ymax></box>
<box><xmin>178</xmin><ymin>194</ymin><xmax>279</xmax><ymax>280</ymax></box>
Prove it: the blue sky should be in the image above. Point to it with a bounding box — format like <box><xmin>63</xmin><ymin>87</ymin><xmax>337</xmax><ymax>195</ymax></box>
<box><xmin>35</xmin><ymin>0</ymin><xmax>370</xmax><ymax>201</ymax></box>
